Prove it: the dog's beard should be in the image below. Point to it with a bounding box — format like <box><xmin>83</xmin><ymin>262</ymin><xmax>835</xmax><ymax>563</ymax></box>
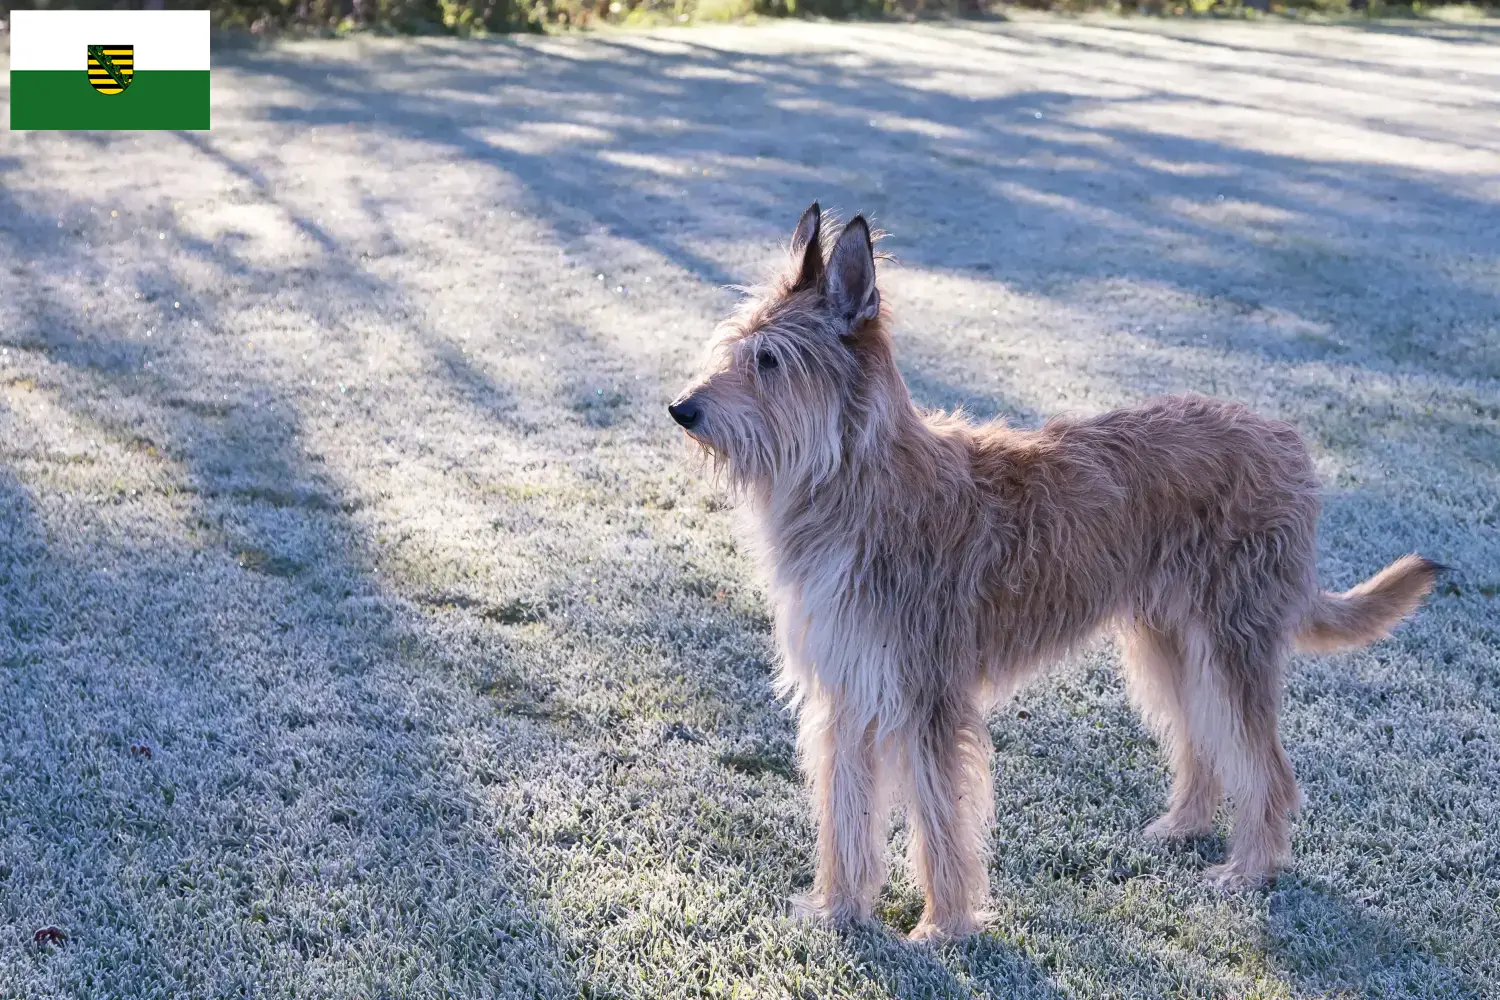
<box><xmin>685</xmin><ymin>420</ymin><xmax>773</xmax><ymax>501</ymax></box>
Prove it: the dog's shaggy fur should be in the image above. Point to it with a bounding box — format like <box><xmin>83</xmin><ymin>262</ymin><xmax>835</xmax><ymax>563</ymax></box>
<box><xmin>669</xmin><ymin>205</ymin><xmax>1438</xmax><ymax>941</ymax></box>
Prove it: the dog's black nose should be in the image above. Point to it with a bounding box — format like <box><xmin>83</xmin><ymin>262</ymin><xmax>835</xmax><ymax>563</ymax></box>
<box><xmin>668</xmin><ymin>400</ymin><xmax>700</xmax><ymax>429</ymax></box>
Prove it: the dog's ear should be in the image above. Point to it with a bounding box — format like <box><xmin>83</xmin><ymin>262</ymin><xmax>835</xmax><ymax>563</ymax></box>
<box><xmin>826</xmin><ymin>216</ymin><xmax>879</xmax><ymax>335</ymax></box>
<box><xmin>789</xmin><ymin>201</ymin><xmax>823</xmax><ymax>294</ymax></box>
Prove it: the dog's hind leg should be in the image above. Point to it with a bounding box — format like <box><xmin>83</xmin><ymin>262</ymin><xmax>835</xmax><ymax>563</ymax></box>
<box><xmin>901</xmin><ymin>696</ymin><xmax>993</xmax><ymax>942</ymax></box>
<box><xmin>1123</xmin><ymin>622</ymin><xmax>1222</xmax><ymax>840</ymax></box>
<box><xmin>1204</xmin><ymin>625</ymin><xmax>1299</xmax><ymax>890</ymax></box>
<box><xmin>793</xmin><ymin>694</ymin><xmax>889</xmax><ymax>926</ymax></box>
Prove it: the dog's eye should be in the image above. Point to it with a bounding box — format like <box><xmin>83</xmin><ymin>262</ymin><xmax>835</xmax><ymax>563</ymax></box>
<box><xmin>756</xmin><ymin>349</ymin><xmax>778</xmax><ymax>372</ymax></box>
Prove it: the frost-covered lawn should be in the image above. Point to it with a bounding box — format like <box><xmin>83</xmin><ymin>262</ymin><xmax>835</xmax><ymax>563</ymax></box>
<box><xmin>1</xmin><ymin>16</ymin><xmax>1497</xmax><ymax>998</ymax></box>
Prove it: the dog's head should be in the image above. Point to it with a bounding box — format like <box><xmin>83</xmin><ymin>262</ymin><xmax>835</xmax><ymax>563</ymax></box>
<box><xmin>668</xmin><ymin>203</ymin><xmax>900</xmax><ymax>493</ymax></box>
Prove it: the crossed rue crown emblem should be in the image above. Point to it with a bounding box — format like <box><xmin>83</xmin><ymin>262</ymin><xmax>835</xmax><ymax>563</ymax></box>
<box><xmin>87</xmin><ymin>44</ymin><xmax>134</xmax><ymax>95</ymax></box>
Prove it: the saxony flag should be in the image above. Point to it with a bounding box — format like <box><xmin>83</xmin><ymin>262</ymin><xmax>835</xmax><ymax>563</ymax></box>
<box><xmin>9</xmin><ymin>10</ymin><xmax>209</xmax><ymax>130</ymax></box>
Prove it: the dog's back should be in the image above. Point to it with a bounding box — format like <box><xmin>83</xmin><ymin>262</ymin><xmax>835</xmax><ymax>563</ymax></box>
<box><xmin>956</xmin><ymin>395</ymin><xmax>1318</xmax><ymax>675</ymax></box>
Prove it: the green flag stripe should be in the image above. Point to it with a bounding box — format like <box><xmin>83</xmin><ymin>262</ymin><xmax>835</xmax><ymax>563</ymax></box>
<box><xmin>11</xmin><ymin>70</ymin><xmax>209</xmax><ymax>130</ymax></box>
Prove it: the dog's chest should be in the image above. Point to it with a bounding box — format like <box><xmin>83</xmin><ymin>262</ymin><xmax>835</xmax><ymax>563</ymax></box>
<box><xmin>766</xmin><ymin>543</ymin><xmax>903</xmax><ymax>704</ymax></box>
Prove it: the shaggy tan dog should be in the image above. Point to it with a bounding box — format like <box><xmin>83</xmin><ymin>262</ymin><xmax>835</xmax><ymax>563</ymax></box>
<box><xmin>668</xmin><ymin>204</ymin><xmax>1437</xmax><ymax>942</ymax></box>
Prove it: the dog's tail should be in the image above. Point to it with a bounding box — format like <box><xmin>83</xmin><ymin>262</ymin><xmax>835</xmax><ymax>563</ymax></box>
<box><xmin>1295</xmin><ymin>554</ymin><xmax>1441</xmax><ymax>653</ymax></box>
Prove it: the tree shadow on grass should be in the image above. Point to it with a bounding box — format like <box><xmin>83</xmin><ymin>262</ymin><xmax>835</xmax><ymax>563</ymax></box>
<box><xmin>0</xmin><ymin>182</ymin><xmax>582</xmax><ymax>997</ymax></box>
<box><xmin>1266</xmin><ymin>878</ymin><xmax>1486</xmax><ymax>999</ymax></box>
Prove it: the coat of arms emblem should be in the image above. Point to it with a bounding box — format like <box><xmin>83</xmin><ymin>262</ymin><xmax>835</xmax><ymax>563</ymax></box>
<box><xmin>87</xmin><ymin>45</ymin><xmax>134</xmax><ymax>95</ymax></box>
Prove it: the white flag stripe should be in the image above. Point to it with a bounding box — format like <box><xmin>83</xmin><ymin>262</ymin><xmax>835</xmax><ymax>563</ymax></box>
<box><xmin>10</xmin><ymin>11</ymin><xmax>210</xmax><ymax>72</ymax></box>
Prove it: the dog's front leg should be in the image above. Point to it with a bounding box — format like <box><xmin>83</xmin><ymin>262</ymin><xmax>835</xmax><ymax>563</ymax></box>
<box><xmin>792</xmin><ymin>694</ymin><xmax>887</xmax><ymax>927</ymax></box>
<box><xmin>903</xmin><ymin>698</ymin><xmax>994</xmax><ymax>942</ymax></box>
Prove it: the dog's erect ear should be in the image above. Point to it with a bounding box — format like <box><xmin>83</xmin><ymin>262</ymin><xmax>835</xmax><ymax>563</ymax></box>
<box><xmin>789</xmin><ymin>202</ymin><xmax>823</xmax><ymax>294</ymax></box>
<box><xmin>826</xmin><ymin>216</ymin><xmax>879</xmax><ymax>335</ymax></box>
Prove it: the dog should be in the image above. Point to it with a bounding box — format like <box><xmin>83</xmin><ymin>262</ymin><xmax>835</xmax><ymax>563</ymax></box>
<box><xmin>668</xmin><ymin>203</ymin><xmax>1438</xmax><ymax>941</ymax></box>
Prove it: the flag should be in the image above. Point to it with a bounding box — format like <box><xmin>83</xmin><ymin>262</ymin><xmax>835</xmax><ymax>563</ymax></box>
<box><xmin>9</xmin><ymin>10</ymin><xmax>210</xmax><ymax>131</ymax></box>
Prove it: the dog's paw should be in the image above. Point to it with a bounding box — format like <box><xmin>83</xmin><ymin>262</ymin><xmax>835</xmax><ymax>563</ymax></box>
<box><xmin>906</xmin><ymin>909</ymin><xmax>989</xmax><ymax>944</ymax></box>
<box><xmin>907</xmin><ymin>920</ymin><xmax>949</xmax><ymax>944</ymax></box>
<box><xmin>1204</xmin><ymin>861</ymin><xmax>1270</xmax><ymax>892</ymax></box>
<box><xmin>788</xmin><ymin>892</ymin><xmax>825</xmax><ymax>923</ymax></box>
<box><xmin>788</xmin><ymin>892</ymin><xmax>870</xmax><ymax>929</ymax></box>
<box><xmin>1144</xmin><ymin>811</ymin><xmax>1214</xmax><ymax>842</ymax></box>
